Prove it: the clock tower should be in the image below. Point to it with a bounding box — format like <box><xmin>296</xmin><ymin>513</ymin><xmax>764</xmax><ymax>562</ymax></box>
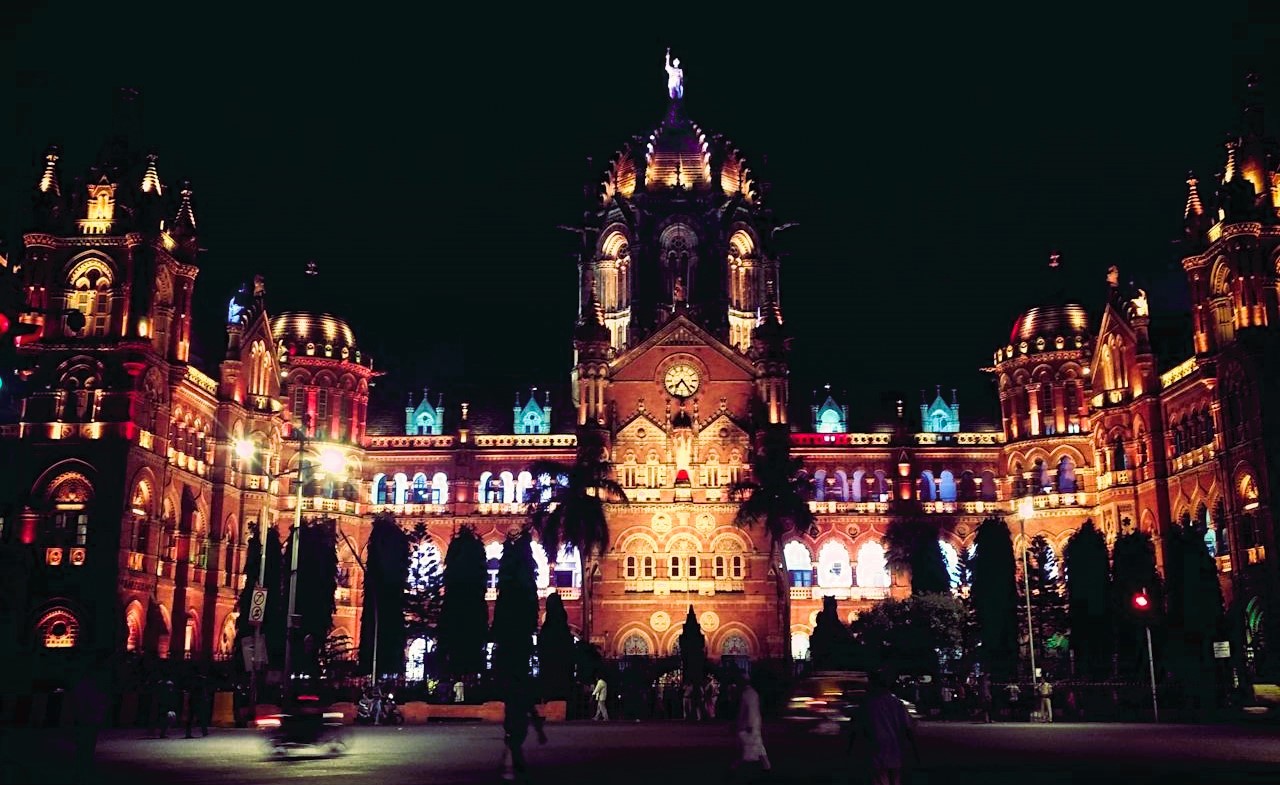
<box><xmin>565</xmin><ymin>55</ymin><xmax>792</xmax><ymax>660</ymax></box>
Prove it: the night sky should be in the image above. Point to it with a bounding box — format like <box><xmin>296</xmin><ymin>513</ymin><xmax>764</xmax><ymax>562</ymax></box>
<box><xmin>2</xmin><ymin>5</ymin><xmax>1276</xmax><ymax>431</ymax></box>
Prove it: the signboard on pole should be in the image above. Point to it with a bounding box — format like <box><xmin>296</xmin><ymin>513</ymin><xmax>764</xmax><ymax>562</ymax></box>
<box><xmin>1213</xmin><ymin>641</ymin><xmax>1231</xmax><ymax>659</ymax></box>
<box><xmin>248</xmin><ymin>588</ymin><xmax>267</xmax><ymax>624</ymax></box>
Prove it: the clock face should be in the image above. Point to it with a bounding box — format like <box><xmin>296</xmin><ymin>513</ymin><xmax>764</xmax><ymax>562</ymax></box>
<box><xmin>664</xmin><ymin>362</ymin><xmax>701</xmax><ymax>398</ymax></box>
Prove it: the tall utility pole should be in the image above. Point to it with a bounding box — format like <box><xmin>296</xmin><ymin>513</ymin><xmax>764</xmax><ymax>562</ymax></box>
<box><xmin>282</xmin><ymin>445</ymin><xmax>307</xmax><ymax>691</ymax></box>
<box><xmin>1019</xmin><ymin>496</ymin><xmax>1039</xmax><ymax>693</ymax></box>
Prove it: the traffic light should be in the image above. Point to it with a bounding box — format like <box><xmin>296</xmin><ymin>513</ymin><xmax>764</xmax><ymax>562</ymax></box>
<box><xmin>0</xmin><ymin>265</ymin><xmax>38</xmax><ymax>393</ymax></box>
<box><xmin>1132</xmin><ymin>590</ymin><xmax>1151</xmax><ymax>612</ymax></box>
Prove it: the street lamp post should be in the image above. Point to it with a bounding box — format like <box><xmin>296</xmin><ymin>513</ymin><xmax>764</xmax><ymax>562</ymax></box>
<box><xmin>1133</xmin><ymin>590</ymin><xmax>1159</xmax><ymax>722</ymax></box>
<box><xmin>1018</xmin><ymin>496</ymin><xmax>1039</xmax><ymax>695</ymax></box>
<box><xmin>282</xmin><ymin>438</ymin><xmax>347</xmax><ymax>691</ymax></box>
<box><xmin>233</xmin><ymin>439</ymin><xmax>267</xmax><ymax>708</ymax></box>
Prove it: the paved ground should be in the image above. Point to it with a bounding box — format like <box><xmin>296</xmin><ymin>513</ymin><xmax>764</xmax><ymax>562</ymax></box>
<box><xmin>5</xmin><ymin>719</ymin><xmax>1280</xmax><ymax>785</ymax></box>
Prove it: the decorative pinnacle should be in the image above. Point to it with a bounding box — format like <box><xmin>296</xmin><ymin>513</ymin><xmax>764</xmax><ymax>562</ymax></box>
<box><xmin>1184</xmin><ymin>171</ymin><xmax>1204</xmax><ymax>218</ymax></box>
<box><xmin>140</xmin><ymin>153</ymin><xmax>163</xmax><ymax>195</ymax></box>
<box><xmin>38</xmin><ymin>146</ymin><xmax>61</xmax><ymax>195</ymax></box>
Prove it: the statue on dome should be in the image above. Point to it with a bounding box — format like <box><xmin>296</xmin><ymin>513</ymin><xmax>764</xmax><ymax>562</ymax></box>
<box><xmin>665</xmin><ymin>48</ymin><xmax>684</xmax><ymax>100</ymax></box>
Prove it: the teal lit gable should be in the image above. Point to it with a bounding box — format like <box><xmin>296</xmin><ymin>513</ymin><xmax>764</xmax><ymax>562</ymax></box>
<box><xmin>811</xmin><ymin>388</ymin><xmax>847</xmax><ymax>433</ymax></box>
<box><xmin>406</xmin><ymin>388</ymin><xmax>445</xmax><ymax>435</ymax></box>
<box><xmin>514</xmin><ymin>388</ymin><xmax>552</xmax><ymax>434</ymax></box>
<box><xmin>921</xmin><ymin>386</ymin><xmax>960</xmax><ymax>433</ymax></box>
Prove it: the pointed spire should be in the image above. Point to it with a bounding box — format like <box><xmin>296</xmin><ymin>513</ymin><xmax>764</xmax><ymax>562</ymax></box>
<box><xmin>951</xmin><ymin>388</ymin><xmax>958</xmax><ymax>406</ymax></box>
<box><xmin>1184</xmin><ymin>171</ymin><xmax>1204</xmax><ymax>218</ymax></box>
<box><xmin>37</xmin><ymin>145</ymin><xmax>61</xmax><ymax>195</ymax></box>
<box><xmin>172</xmin><ymin>180</ymin><xmax>196</xmax><ymax>234</ymax></box>
<box><xmin>140</xmin><ymin>152</ymin><xmax>163</xmax><ymax>195</ymax></box>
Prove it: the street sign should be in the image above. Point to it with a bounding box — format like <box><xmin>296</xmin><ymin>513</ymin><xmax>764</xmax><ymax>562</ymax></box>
<box><xmin>1213</xmin><ymin>641</ymin><xmax>1231</xmax><ymax>659</ymax></box>
<box><xmin>249</xmin><ymin>587</ymin><xmax>267</xmax><ymax>624</ymax></box>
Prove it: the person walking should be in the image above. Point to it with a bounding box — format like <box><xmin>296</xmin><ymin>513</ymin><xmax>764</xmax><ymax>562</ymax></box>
<box><xmin>1036</xmin><ymin>679</ymin><xmax>1054</xmax><ymax>723</ymax></box>
<box><xmin>453</xmin><ymin>679</ymin><xmax>466</xmax><ymax>703</ymax></box>
<box><xmin>501</xmin><ymin>676</ymin><xmax>547</xmax><ymax>783</ymax></box>
<box><xmin>703</xmin><ymin>676</ymin><xmax>720</xmax><ymax>720</ymax></box>
<box><xmin>184</xmin><ymin>670</ymin><xmax>210</xmax><ymax>738</ymax></box>
<box><xmin>977</xmin><ymin>673</ymin><xmax>993</xmax><ymax>723</ymax></box>
<box><xmin>152</xmin><ymin>676</ymin><xmax>178</xmax><ymax>738</ymax></box>
<box><xmin>730</xmin><ymin>674</ymin><xmax>770</xmax><ymax>779</ymax></box>
<box><xmin>847</xmin><ymin>670</ymin><xmax>918</xmax><ymax>785</ymax></box>
<box><xmin>592</xmin><ymin>675</ymin><xmax>610</xmax><ymax>721</ymax></box>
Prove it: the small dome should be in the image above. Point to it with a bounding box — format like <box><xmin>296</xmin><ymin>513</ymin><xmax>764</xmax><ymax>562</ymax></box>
<box><xmin>271</xmin><ymin>311</ymin><xmax>367</xmax><ymax>365</ymax></box>
<box><xmin>1009</xmin><ymin>303</ymin><xmax>1089</xmax><ymax>344</ymax></box>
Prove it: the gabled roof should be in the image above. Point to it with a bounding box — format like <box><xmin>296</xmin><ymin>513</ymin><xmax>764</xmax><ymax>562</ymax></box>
<box><xmin>610</xmin><ymin>312</ymin><xmax>757</xmax><ymax>377</ymax></box>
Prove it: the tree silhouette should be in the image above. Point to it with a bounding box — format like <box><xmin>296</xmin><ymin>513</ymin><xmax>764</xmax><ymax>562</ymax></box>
<box><xmin>730</xmin><ymin>424</ymin><xmax>815</xmax><ymax>661</ymax></box>
<box><xmin>404</xmin><ymin>521</ymin><xmax>444</xmax><ymax>676</ymax></box>
<box><xmin>360</xmin><ymin>513</ymin><xmax>409</xmax><ymax>678</ymax></box>
<box><xmin>261</xmin><ymin>526</ymin><xmax>286</xmax><ymax>664</ymax></box>
<box><xmin>235</xmin><ymin>531</ymin><xmax>263</xmax><ymax>643</ymax></box>
<box><xmin>438</xmin><ymin>525</ymin><xmax>489</xmax><ymax>679</ymax></box>
<box><xmin>1165</xmin><ymin>519</ymin><xmax>1225</xmax><ymax>711</ymax></box>
<box><xmin>286</xmin><ymin>517</ymin><xmax>338</xmax><ymax>677</ymax></box>
<box><xmin>852</xmin><ymin>594</ymin><xmax>965</xmax><ymax>676</ymax></box>
<box><xmin>1064</xmin><ymin>520</ymin><xmax>1111</xmax><ymax>678</ymax></box>
<box><xmin>528</xmin><ymin>428</ymin><xmax>627</xmax><ymax>643</ymax></box>
<box><xmin>1023</xmin><ymin>534</ymin><xmax>1067</xmax><ymax>676</ymax></box>
<box><xmin>492</xmin><ymin>529</ymin><xmax>539</xmax><ymax>686</ymax></box>
<box><xmin>885</xmin><ymin>517</ymin><xmax>951</xmax><ymax>596</ymax></box>
<box><xmin>678</xmin><ymin>606</ymin><xmax>707</xmax><ymax>687</ymax></box>
<box><xmin>539</xmin><ymin>592</ymin><xmax>575</xmax><ymax>700</ymax></box>
<box><xmin>971</xmin><ymin>517</ymin><xmax>1018</xmax><ymax>678</ymax></box>
<box><xmin>809</xmin><ymin>595</ymin><xmax>853</xmax><ymax>671</ymax></box>
<box><xmin>1111</xmin><ymin>527</ymin><xmax>1162</xmax><ymax>676</ymax></box>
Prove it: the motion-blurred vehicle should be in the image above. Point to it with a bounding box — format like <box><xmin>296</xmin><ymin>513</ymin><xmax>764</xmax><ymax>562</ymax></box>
<box><xmin>784</xmin><ymin>671</ymin><xmax>869</xmax><ymax>734</ymax></box>
<box><xmin>785</xmin><ymin>670</ymin><xmax>921</xmax><ymax>733</ymax></box>
<box><xmin>257</xmin><ymin>693</ymin><xmax>350</xmax><ymax>757</ymax></box>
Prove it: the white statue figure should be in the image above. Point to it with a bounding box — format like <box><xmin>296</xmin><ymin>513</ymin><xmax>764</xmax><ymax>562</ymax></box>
<box><xmin>1131</xmin><ymin>288</ymin><xmax>1149</xmax><ymax>317</ymax></box>
<box><xmin>665</xmin><ymin>48</ymin><xmax>684</xmax><ymax>100</ymax></box>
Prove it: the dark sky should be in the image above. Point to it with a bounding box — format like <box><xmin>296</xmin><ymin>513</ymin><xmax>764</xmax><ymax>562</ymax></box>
<box><xmin>2</xmin><ymin>4</ymin><xmax>1277</xmax><ymax>431</ymax></box>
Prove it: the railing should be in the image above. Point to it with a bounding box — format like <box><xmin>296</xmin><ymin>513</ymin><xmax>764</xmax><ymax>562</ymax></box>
<box><xmin>472</xmin><ymin>434</ymin><xmax>577</xmax><ymax>448</ymax></box>
<box><xmin>791</xmin><ymin>433</ymin><xmax>892</xmax><ymax>447</ymax></box>
<box><xmin>380</xmin><ymin>503</ymin><xmax>449</xmax><ymax>516</ymax></box>
<box><xmin>1160</xmin><ymin>357</ymin><xmax>1198</xmax><ymax>389</ymax></box>
<box><xmin>799</xmin><ymin>586</ymin><xmax>890</xmax><ymax>601</ymax></box>
<box><xmin>920</xmin><ymin>500</ymin><xmax>1002</xmax><ymax>514</ymax></box>
<box><xmin>1020</xmin><ymin>492</ymin><xmax>1092</xmax><ymax>511</ymax></box>
<box><xmin>299</xmin><ymin>497</ymin><xmax>359</xmax><ymax>515</ymax></box>
<box><xmin>366</xmin><ymin>435</ymin><xmax>456</xmax><ymax>449</ymax></box>
<box><xmin>1171</xmin><ymin>446</ymin><xmax>1215</xmax><ymax>473</ymax></box>
<box><xmin>1097</xmin><ymin>470</ymin><xmax>1134</xmax><ymax>491</ymax></box>
<box><xmin>183</xmin><ymin>366</ymin><xmax>219</xmax><ymax>396</ymax></box>
<box><xmin>808</xmin><ymin>501</ymin><xmax>891</xmax><ymax>514</ymax></box>
<box><xmin>475</xmin><ymin>502</ymin><xmax>525</xmax><ymax>516</ymax></box>
<box><xmin>1090</xmin><ymin>388</ymin><xmax>1131</xmax><ymax>409</ymax></box>
<box><xmin>915</xmin><ymin>432</ymin><xmax>1003</xmax><ymax>446</ymax></box>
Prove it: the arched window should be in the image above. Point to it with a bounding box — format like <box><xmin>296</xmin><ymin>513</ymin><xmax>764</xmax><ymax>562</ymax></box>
<box><xmin>500</xmin><ymin>471</ymin><xmax>515</xmax><ymax>504</ymax></box>
<box><xmin>554</xmin><ymin>545</ymin><xmax>581</xmax><ymax>588</ymax></box>
<box><xmin>818</xmin><ymin>408</ymin><xmax>842</xmax><ymax>433</ymax></box>
<box><xmin>817</xmin><ymin>541</ymin><xmax>852</xmax><ymax>588</ymax></box>
<box><xmin>958</xmin><ymin>471</ymin><xmax>977</xmax><ymax>502</ymax></box>
<box><xmin>1056</xmin><ymin>457</ymin><xmax>1077</xmax><ymax>493</ymax></box>
<box><xmin>784</xmin><ymin>541</ymin><xmax>813</xmax><ymax>587</ymax></box>
<box><xmin>431</xmin><ymin>472</ymin><xmax>448</xmax><ymax>505</ymax></box>
<box><xmin>721</xmin><ymin>634</ymin><xmax>750</xmax><ymax>657</ymax></box>
<box><xmin>621</xmin><ymin>634</ymin><xmax>650</xmax><ymax>656</ymax></box>
<box><xmin>938</xmin><ymin>471</ymin><xmax>957</xmax><ymax>502</ymax></box>
<box><xmin>872</xmin><ymin>470</ymin><xmax>890</xmax><ymax>502</ymax></box>
<box><xmin>1033</xmin><ymin>459</ymin><xmax>1051</xmax><ymax>494</ymax></box>
<box><xmin>516</xmin><ymin>471</ymin><xmax>535</xmax><ymax>504</ymax></box>
<box><xmin>393</xmin><ymin>473</ymin><xmax>409</xmax><ymax>506</ymax></box>
<box><xmin>918</xmin><ymin>471</ymin><xmax>936</xmax><ymax>502</ymax></box>
<box><xmin>411</xmin><ymin>473</ymin><xmax>429</xmax><ymax>503</ymax></box>
<box><xmin>69</xmin><ymin>262</ymin><xmax>114</xmax><ymax>337</ymax></box>
<box><xmin>855</xmin><ymin>541</ymin><xmax>891</xmax><ymax>588</ymax></box>
<box><xmin>791</xmin><ymin>632</ymin><xmax>810</xmax><ymax>660</ymax></box>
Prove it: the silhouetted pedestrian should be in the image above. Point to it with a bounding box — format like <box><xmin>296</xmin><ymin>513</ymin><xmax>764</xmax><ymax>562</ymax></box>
<box><xmin>501</xmin><ymin>676</ymin><xmax>547</xmax><ymax>783</ymax></box>
<box><xmin>184</xmin><ymin>670</ymin><xmax>210</xmax><ymax>737</ymax></box>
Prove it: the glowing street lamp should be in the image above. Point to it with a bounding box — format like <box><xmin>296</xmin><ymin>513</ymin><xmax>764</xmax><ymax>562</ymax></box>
<box><xmin>1133</xmin><ymin>589</ymin><xmax>1159</xmax><ymax>722</ymax></box>
<box><xmin>234</xmin><ymin>438</ymin><xmax>256</xmax><ymax>464</ymax></box>
<box><xmin>317</xmin><ymin>446</ymin><xmax>346</xmax><ymax>478</ymax></box>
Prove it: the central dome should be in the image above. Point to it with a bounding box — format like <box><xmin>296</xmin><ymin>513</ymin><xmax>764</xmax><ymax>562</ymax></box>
<box><xmin>1009</xmin><ymin>303</ymin><xmax>1090</xmax><ymax>344</ymax></box>
<box><xmin>600</xmin><ymin>99</ymin><xmax>757</xmax><ymax>203</ymax></box>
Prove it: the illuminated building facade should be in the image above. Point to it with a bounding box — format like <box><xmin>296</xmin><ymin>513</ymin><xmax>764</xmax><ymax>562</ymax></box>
<box><xmin>1</xmin><ymin>74</ymin><xmax>1277</xmax><ymax>682</ymax></box>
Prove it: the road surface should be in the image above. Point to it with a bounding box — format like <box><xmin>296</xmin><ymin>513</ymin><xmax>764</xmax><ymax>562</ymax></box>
<box><xmin>6</xmin><ymin>719</ymin><xmax>1280</xmax><ymax>784</ymax></box>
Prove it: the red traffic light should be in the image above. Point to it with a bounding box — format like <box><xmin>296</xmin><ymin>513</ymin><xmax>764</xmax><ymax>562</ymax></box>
<box><xmin>1132</xmin><ymin>592</ymin><xmax>1151</xmax><ymax>610</ymax></box>
<box><xmin>0</xmin><ymin>312</ymin><xmax>9</xmax><ymax>336</ymax></box>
